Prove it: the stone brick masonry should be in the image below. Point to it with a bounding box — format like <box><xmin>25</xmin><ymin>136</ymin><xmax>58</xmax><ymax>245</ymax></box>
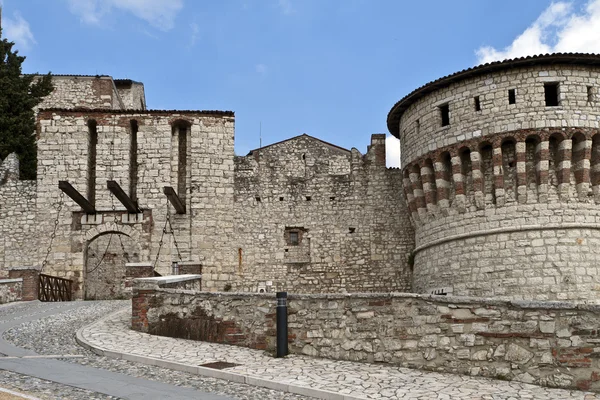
<box><xmin>132</xmin><ymin>279</ymin><xmax>600</xmax><ymax>392</ymax></box>
<box><xmin>389</xmin><ymin>54</ymin><xmax>600</xmax><ymax>300</ymax></box>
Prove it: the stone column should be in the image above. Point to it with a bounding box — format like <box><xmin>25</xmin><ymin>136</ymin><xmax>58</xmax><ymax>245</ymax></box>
<box><xmin>574</xmin><ymin>138</ymin><xmax>592</xmax><ymax>200</ymax></box>
<box><xmin>470</xmin><ymin>149</ymin><xmax>484</xmax><ymax>209</ymax></box>
<box><xmin>537</xmin><ymin>140</ymin><xmax>549</xmax><ymax>203</ymax></box>
<box><xmin>409</xmin><ymin>165</ymin><xmax>426</xmax><ymax>219</ymax></box>
<box><xmin>558</xmin><ymin>139</ymin><xmax>572</xmax><ymax>201</ymax></box>
<box><xmin>452</xmin><ymin>154</ymin><xmax>466</xmax><ymax>212</ymax></box>
<box><xmin>493</xmin><ymin>146</ymin><xmax>505</xmax><ymax>207</ymax></box>
<box><xmin>434</xmin><ymin>159</ymin><xmax>450</xmax><ymax>210</ymax></box>
<box><xmin>403</xmin><ymin>171</ymin><xmax>418</xmax><ymax>223</ymax></box>
<box><xmin>420</xmin><ymin>161</ymin><xmax>437</xmax><ymax>214</ymax></box>
<box><xmin>516</xmin><ymin>140</ymin><xmax>527</xmax><ymax>204</ymax></box>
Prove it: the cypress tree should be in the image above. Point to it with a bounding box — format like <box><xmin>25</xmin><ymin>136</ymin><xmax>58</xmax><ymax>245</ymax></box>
<box><xmin>0</xmin><ymin>22</ymin><xmax>53</xmax><ymax>179</ymax></box>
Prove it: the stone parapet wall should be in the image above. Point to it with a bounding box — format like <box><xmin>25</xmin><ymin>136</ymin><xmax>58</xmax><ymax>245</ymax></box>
<box><xmin>36</xmin><ymin>76</ymin><xmax>123</xmax><ymax>111</ymax></box>
<box><xmin>8</xmin><ymin>268</ymin><xmax>39</xmax><ymax>301</ymax></box>
<box><xmin>232</xmin><ymin>134</ymin><xmax>413</xmax><ymax>293</ymax></box>
<box><xmin>0</xmin><ymin>279</ymin><xmax>23</xmax><ymax>303</ymax></box>
<box><xmin>131</xmin><ymin>288</ymin><xmax>600</xmax><ymax>392</ymax></box>
<box><xmin>398</xmin><ymin>64</ymin><xmax>600</xmax><ymax>166</ymax></box>
<box><xmin>0</xmin><ymin>172</ymin><xmax>37</xmax><ymax>273</ymax></box>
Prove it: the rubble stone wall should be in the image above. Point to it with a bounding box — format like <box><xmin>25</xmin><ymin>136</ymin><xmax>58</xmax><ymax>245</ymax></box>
<box><xmin>232</xmin><ymin>134</ymin><xmax>413</xmax><ymax>293</ymax></box>
<box><xmin>36</xmin><ymin>76</ymin><xmax>123</xmax><ymax>111</ymax></box>
<box><xmin>0</xmin><ymin>155</ymin><xmax>37</xmax><ymax>272</ymax></box>
<box><xmin>0</xmin><ymin>279</ymin><xmax>22</xmax><ymax>304</ymax></box>
<box><xmin>133</xmin><ymin>288</ymin><xmax>600</xmax><ymax>392</ymax></box>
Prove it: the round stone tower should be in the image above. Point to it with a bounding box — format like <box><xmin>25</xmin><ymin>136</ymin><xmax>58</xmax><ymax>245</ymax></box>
<box><xmin>388</xmin><ymin>53</ymin><xmax>600</xmax><ymax>301</ymax></box>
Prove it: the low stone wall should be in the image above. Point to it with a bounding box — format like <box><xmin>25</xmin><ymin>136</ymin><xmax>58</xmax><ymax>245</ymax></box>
<box><xmin>0</xmin><ymin>278</ymin><xmax>22</xmax><ymax>303</ymax></box>
<box><xmin>8</xmin><ymin>267</ymin><xmax>39</xmax><ymax>301</ymax></box>
<box><xmin>131</xmin><ymin>287</ymin><xmax>600</xmax><ymax>392</ymax></box>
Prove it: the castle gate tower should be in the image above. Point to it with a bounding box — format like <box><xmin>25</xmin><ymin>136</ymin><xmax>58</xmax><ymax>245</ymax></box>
<box><xmin>388</xmin><ymin>53</ymin><xmax>600</xmax><ymax>301</ymax></box>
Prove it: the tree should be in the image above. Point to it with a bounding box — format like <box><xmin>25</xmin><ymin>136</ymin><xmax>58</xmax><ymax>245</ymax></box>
<box><xmin>0</xmin><ymin>22</ymin><xmax>53</xmax><ymax>179</ymax></box>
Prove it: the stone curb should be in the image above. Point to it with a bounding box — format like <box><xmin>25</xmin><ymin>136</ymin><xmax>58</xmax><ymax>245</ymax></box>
<box><xmin>75</xmin><ymin>309</ymin><xmax>366</xmax><ymax>400</ymax></box>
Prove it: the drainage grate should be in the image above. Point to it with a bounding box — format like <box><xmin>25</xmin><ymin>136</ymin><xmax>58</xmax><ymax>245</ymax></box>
<box><xmin>199</xmin><ymin>361</ymin><xmax>240</xmax><ymax>370</ymax></box>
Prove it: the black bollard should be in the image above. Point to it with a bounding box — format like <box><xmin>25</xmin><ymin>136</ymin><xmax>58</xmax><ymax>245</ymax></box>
<box><xmin>276</xmin><ymin>291</ymin><xmax>288</xmax><ymax>357</ymax></box>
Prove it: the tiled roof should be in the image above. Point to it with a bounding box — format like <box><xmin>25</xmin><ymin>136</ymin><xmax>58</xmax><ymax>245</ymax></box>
<box><xmin>386</xmin><ymin>53</ymin><xmax>600</xmax><ymax>137</ymax></box>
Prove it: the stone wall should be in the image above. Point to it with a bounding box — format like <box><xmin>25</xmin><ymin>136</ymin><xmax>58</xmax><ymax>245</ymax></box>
<box><xmin>394</xmin><ymin>61</ymin><xmax>600</xmax><ymax>301</ymax></box>
<box><xmin>0</xmin><ymin>279</ymin><xmax>22</xmax><ymax>303</ymax></box>
<box><xmin>231</xmin><ymin>134</ymin><xmax>413</xmax><ymax>293</ymax></box>
<box><xmin>35</xmin><ymin>109</ymin><xmax>235</xmax><ymax>298</ymax></box>
<box><xmin>0</xmin><ymin>155</ymin><xmax>37</xmax><ymax>273</ymax></box>
<box><xmin>114</xmin><ymin>80</ymin><xmax>146</xmax><ymax>110</ymax></box>
<box><xmin>132</xmin><ymin>287</ymin><xmax>600</xmax><ymax>392</ymax></box>
<box><xmin>8</xmin><ymin>268</ymin><xmax>39</xmax><ymax>301</ymax></box>
<box><xmin>36</xmin><ymin>76</ymin><xmax>124</xmax><ymax>111</ymax></box>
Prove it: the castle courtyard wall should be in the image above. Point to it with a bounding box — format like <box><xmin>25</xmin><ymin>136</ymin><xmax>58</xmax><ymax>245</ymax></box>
<box><xmin>232</xmin><ymin>134</ymin><xmax>413</xmax><ymax>293</ymax></box>
<box><xmin>132</xmin><ymin>283</ymin><xmax>600</xmax><ymax>392</ymax></box>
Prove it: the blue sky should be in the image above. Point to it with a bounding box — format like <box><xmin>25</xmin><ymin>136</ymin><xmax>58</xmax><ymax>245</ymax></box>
<box><xmin>1</xmin><ymin>0</ymin><xmax>598</xmax><ymax>165</ymax></box>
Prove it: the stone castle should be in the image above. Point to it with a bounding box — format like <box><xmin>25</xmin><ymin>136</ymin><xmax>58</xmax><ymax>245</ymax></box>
<box><xmin>2</xmin><ymin>53</ymin><xmax>600</xmax><ymax>301</ymax></box>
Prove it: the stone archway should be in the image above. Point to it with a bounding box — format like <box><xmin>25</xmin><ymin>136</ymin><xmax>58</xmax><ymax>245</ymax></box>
<box><xmin>84</xmin><ymin>231</ymin><xmax>141</xmax><ymax>300</ymax></box>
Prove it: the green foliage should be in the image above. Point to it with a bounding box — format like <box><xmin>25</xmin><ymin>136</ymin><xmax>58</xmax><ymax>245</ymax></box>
<box><xmin>0</xmin><ymin>27</ymin><xmax>53</xmax><ymax>179</ymax></box>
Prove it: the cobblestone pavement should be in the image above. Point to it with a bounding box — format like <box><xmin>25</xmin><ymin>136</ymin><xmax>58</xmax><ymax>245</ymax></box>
<box><xmin>0</xmin><ymin>301</ymin><xmax>308</xmax><ymax>400</ymax></box>
<box><xmin>78</xmin><ymin>307</ymin><xmax>600</xmax><ymax>400</ymax></box>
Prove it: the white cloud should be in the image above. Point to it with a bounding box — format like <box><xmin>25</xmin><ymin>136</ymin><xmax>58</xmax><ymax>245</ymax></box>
<box><xmin>385</xmin><ymin>135</ymin><xmax>400</xmax><ymax>168</ymax></box>
<box><xmin>189</xmin><ymin>22</ymin><xmax>199</xmax><ymax>47</ymax></box>
<box><xmin>3</xmin><ymin>11</ymin><xmax>36</xmax><ymax>50</ymax></box>
<box><xmin>255</xmin><ymin>63</ymin><xmax>268</xmax><ymax>75</ymax></box>
<box><xmin>476</xmin><ymin>0</ymin><xmax>600</xmax><ymax>64</ymax></box>
<box><xmin>67</xmin><ymin>0</ymin><xmax>183</xmax><ymax>31</ymax></box>
<box><xmin>278</xmin><ymin>0</ymin><xmax>294</xmax><ymax>15</ymax></box>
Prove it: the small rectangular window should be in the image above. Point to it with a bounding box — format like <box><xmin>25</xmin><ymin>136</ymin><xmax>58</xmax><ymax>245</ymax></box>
<box><xmin>588</xmin><ymin>86</ymin><xmax>594</xmax><ymax>102</ymax></box>
<box><xmin>415</xmin><ymin>119</ymin><xmax>420</xmax><ymax>135</ymax></box>
<box><xmin>544</xmin><ymin>83</ymin><xmax>559</xmax><ymax>106</ymax></box>
<box><xmin>474</xmin><ymin>96</ymin><xmax>481</xmax><ymax>111</ymax></box>
<box><xmin>508</xmin><ymin>89</ymin><xmax>516</xmax><ymax>104</ymax></box>
<box><xmin>289</xmin><ymin>231</ymin><xmax>299</xmax><ymax>245</ymax></box>
<box><xmin>439</xmin><ymin>104</ymin><xmax>450</xmax><ymax>127</ymax></box>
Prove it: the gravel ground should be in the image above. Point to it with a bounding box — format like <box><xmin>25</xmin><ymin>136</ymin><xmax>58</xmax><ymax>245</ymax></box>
<box><xmin>1</xmin><ymin>300</ymin><xmax>310</xmax><ymax>400</ymax></box>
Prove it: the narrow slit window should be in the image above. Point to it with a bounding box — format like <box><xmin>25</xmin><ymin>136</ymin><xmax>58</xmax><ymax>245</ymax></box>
<box><xmin>439</xmin><ymin>104</ymin><xmax>450</xmax><ymax>127</ymax></box>
<box><xmin>508</xmin><ymin>89</ymin><xmax>516</xmax><ymax>104</ymax></box>
<box><xmin>588</xmin><ymin>86</ymin><xmax>594</xmax><ymax>102</ymax></box>
<box><xmin>415</xmin><ymin>119</ymin><xmax>420</xmax><ymax>135</ymax></box>
<box><xmin>87</xmin><ymin>120</ymin><xmax>98</xmax><ymax>207</ymax></box>
<box><xmin>544</xmin><ymin>83</ymin><xmax>559</xmax><ymax>106</ymax></box>
<box><xmin>129</xmin><ymin>120</ymin><xmax>138</xmax><ymax>202</ymax></box>
<box><xmin>474</xmin><ymin>96</ymin><xmax>481</xmax><ymax>111</ymax></box>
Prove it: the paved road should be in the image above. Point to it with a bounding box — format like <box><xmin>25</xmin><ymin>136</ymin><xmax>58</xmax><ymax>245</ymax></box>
<box><xmin>0</xmin><ymin>301</ymin><xmax>230</xmax><ymax>400</ymax></box>
<box><xmin>80</xmin><ymin>307</ymin><xmax>600</xmax><ymax>400</ymax></box>
<box><xmin>0</xmin><ymin>301</ymin><xmax>308</xmax><ymax>400</ymax></box>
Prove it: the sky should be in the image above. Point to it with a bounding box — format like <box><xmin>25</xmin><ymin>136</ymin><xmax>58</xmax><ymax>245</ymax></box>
<box><xmin>2</xmin><ymin>0</ymin><xmax>600</xmax><ymax>166</ymax></box>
